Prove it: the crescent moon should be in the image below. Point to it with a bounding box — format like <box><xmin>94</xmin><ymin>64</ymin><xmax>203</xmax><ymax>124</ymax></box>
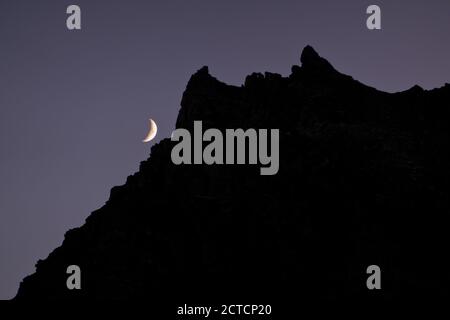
<box><xmin>142</xmin><ymin>119</ymin><xmax>158</xmax><ymax>143</ymax></box>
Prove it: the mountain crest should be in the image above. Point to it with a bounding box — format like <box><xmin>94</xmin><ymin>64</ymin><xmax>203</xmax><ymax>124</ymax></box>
<box><xmin>15</xmin><ymin>47</ymin><xmax>450</xmax><ymax>301</ymax></box>
<box><xmin>300</xmin><ymin>45</ymin><xmax>337</xmax><ymax>74</ymax></box>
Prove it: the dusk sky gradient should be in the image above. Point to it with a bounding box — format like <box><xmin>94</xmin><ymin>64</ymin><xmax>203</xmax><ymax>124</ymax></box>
<box><xmin>1</xmin><ymin>0</ymin><xmax>450</xmax><ymax>299</ymax></box>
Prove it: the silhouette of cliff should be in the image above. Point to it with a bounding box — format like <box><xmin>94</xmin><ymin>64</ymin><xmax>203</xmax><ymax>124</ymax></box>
<box><xmin>15</xmin><ymin>46</ymin><xmax>450</xmax><ymax>300</ymax></box>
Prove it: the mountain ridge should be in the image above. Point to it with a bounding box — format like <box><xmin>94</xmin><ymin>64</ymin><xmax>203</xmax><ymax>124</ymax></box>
<box><xmin>15</xmin><ymin>46</ymin><xmax>450</xmax><ymax>300</ymax></box>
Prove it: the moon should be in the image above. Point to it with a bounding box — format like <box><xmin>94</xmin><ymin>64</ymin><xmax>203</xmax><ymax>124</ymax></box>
<box><xmin>142</xmin><ymin>118</ymin><xmax>158</xmax><ymax>143</ymax></box>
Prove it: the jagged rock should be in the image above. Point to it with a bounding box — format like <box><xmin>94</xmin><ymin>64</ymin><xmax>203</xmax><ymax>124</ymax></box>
<box><xmin>15</xmin><ymin>46</ymin><xmax>450</xmax><ymax>301</ymax></box>
<box><xmin>300</xmin><ymin>45</ymin><xmax>337</xmax><ymax>74</ymax></box>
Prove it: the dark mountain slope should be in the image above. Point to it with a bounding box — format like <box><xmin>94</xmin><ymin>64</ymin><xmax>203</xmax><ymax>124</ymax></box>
<box><xmin>15</xmin><ymin>46</ymin><xmax>450</xmax><ymax>300</ymax></box>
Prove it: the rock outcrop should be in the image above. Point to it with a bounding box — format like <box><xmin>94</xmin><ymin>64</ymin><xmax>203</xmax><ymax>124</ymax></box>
<box><xmin>15</xmin><ymin>46</ymin><xmax>450</xmax><ymax>300</ymax></box>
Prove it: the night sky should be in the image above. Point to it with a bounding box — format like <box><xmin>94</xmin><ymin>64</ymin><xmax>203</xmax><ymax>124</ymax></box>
<box><xmin>1</xmin><ymin>0</ymin><xmax>449</xmax><ymax>299</ymax></box>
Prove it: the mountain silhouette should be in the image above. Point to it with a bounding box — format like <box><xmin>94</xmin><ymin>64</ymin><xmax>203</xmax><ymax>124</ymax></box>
<box><xmin>15</xmin><ymin>46</ymin><xmax>450</xmax><ymax>301</ymax></box>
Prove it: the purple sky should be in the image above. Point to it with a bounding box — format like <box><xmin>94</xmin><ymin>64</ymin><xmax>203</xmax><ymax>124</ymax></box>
<box><xmin>1</xmin><ymin>0</ymin><xmax>449</xmax><ymax>299</ymax></box>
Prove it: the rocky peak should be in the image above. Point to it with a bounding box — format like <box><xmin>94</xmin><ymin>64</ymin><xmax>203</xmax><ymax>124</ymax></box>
<box><xmin>300</xmin><ymin>45</ymin><xmax>338</xmax><ymax>74</ymax></box>
<box><xmin>15</xmin><ymin>47</ymin><xmax>450</xmax><ymax>301</ymax></box>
